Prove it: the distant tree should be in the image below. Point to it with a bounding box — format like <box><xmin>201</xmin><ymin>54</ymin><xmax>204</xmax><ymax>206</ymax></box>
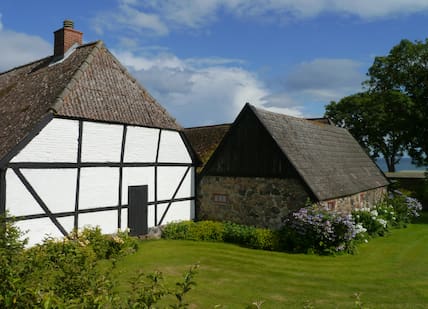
<box><xmin>366</xmin><ymin>39</ymin><xmax>428</xmax><ymax>166</ymax></box>
<box><xmin>325</xmin><ymin>90</ymin><xmax>413</xmax><ymax>172</ymax></box>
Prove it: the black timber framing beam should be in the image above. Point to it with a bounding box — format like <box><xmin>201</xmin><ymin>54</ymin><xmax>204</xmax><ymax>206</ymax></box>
<box><xmin>10</xmin><ymin>196</ymin><xmax>196</xmax><ymax>222</ymax></box>
<box><xmin>74</xmin><ymin>120</ymin><xmax>83</xmax><ymax>230</ymax></box>
<box><xmin>154</xmin><ymin>129</ymin><xmax>162</xmax><ymax>226</ymax></box>
<box><xmin>6</xmin><ymin>162</ymin><xmax>194</xmax><ymax>169</ymax></box>
<box><xmin>118</xmin><ymin>125</ymin><xmax>127</xmax><ymax>229</ymax></box>
<box><xmin>13</xmin><ymin>168</ymin><xmax>68</xmax><ymax>236</ymax></box>
<box><xmin>0</xmin><ymin>169</ymin><xmax>5</xmax><ymax>216</ymax></box>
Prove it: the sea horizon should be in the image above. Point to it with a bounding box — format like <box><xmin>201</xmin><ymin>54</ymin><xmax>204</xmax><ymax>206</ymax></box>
<box><xmin>376</xmin><ymin>157</ymin><xmax>427</xmax><ymax>172</ymax></box>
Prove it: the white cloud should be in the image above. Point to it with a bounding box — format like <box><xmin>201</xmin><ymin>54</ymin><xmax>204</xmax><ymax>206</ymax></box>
<box><xmin>114</xmin><ymin>49</ymin><xmax>303</xmax><ymax>126</ymax></box>
<box><xmin>0</xmin><ymin>20</ymin><xmax>51</xmax><ymax>72</ymax></box>
<box><xmin>285</xmin><ymin>58</ymin><xmax>365</xmax><ymax>103</ymax></box>
<box><xmin>94</xmin><ymin>2</ymin><xmax>168</xmax><ymax>36</ymax></box>
<box><xmin>97</xmin><ymin>0</ymin><xmax>428</xmax><ymax>36</ymax></box>
<box><xmin>330</xmin><ymin>0</ymin><xmax>428</xmax><ymax>19</ymax></box>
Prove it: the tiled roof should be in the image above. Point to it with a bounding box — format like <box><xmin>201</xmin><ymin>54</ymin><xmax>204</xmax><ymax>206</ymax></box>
<box><xmin>249</xmin><ymin>104</ymin><xmax>389</xmax><ymax>200</ymax></box>
<box><xmin>184</xmin><ymin>124</ymin><xmax>231</xmax><ymax>171</ymax></box>
<box><xmin>0</xmin><ymin>41</ymin><xmax>181</xmax><ymax>161</ymax></box>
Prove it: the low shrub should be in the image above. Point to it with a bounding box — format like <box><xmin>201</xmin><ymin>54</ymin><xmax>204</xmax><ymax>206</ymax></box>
<box><xmin>162</xmin><ymin>220</ymin><xmax>197</xmax><ymax>240</ymax></box>
<box><xmin>223</xmin><ymin>222</ymin><xmax>277</xmax><ymax>250</ymax></box>
<box><xmin>190</xmin><ymin>220</ymin><xmax>224</xmax><ymax>241</ymax></box>
<box><xmin>162</xmin><ymin>192</ymin><xmax>423</xmax><ymax>256</ymax></box>
<box><xmin>162</xmin><ymin>221</ymin><xmax>277</xmax><ymax>250</ymax></box>
<box><xmin>162</xmin><ymin>220</ymin><xmax>224</xmax><ymax>242</ymax></box>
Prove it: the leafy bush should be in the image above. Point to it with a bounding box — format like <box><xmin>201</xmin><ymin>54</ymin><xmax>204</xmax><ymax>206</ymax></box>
<box><xmin>163</xmin><ymin>220</ymin><xmax>224</xmax><ymax>242</ymax></box>
<box><xmin>352</xmin><ymin>193</ymin><xmax>423</xmax><ymax>238</ymax></box>
<box><xmin>189</xmin><ymin>220</ymin><xmax>224</xmax><ymax>241</ymax></box>
<box><xmin>162</xmin><ymin>221</ymin><xmax>197</xmax><ymax>240</ymax></box>
<box><xmin>162</xmin><ymin>221</ymin><xmax>277</xmax><ymax>250</ymax></box>
<box><xmin>0</xmin><ymin>217</ymin><xmax>35</xmax><ymax>307</ymax></box>
<box><xmin>0</xmin><ymin>221</ymin><xmax>197</xmax><ymax>308</ymax></box>
<box><xmin>69</xmin><ymin>226</ymin><xmax>139</xmax><ymax>259</ymax></box>
<box><xmin>223</xmin><ymin>222</ymin><xmax>256</xmax><ymax>246</ymax></box>
<box><xmin>223</xmin><ymin>222</ymin><xmax>278</xmax><ymax>250</ymax></box>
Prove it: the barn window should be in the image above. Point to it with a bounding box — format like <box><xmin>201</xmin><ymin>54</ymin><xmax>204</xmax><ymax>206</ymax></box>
<box><xmin>212</xmin><ymin>194</ymin><xmax>228</xmax><ymax>204</ymax></box>
<box><xmin>327</xmin><ymin>200</ymin><xmax>336</xmax><ymax>210</ymax></box>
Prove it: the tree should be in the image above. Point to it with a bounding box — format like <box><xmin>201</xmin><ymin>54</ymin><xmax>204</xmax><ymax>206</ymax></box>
<box><xmin>325</xmin><ymin>90</ymin><xmax>413</xmax><ymax>172</ymax></box>
<box><xmin>366</xmin><ymin>39</ymin><xmax>428</xmax><ymax>165</ymax></box>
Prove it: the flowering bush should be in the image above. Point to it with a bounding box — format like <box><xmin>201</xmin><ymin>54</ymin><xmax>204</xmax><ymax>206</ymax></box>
<box><xmin>281</xmin><ymin>207</ymin><xmax>364</xmax><ymax>254</ymax></box>
<box><xmin>352</xmin><ymin>193</ymin><xmax>423</xmax><ymax>237</ymax></box>
<box><xmin>352</xmin><ymin>207</ymin><xmax>389</xmax><ymax>236</ymax></box>
<box><xmin>68</xmin><ymin>226</ymin><xmax>139</xmax><ymax>259</ymax></box>
<box><xmin>406</xmin><ymin>196</ymin><xmax>423</xmax><ymax>218</ymax></box>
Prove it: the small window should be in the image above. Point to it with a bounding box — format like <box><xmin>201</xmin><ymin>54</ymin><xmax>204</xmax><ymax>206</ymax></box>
<box><xmin>327</xmin><ymin>200</ymin><xmax>336</xmax><ymax>210</ymax></box>
<box><xmin>212</xmin><ymin>194</ymin><xmax>228</xmax><ymax>204</ymax></box>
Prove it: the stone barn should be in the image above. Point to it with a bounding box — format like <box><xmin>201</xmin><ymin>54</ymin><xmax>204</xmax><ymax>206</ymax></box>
<box><xmin>0</xmin><ymin>21</ymin><xmax>197</xmax><ymax>245</ymax></box>
<box><xmin>190</xmin><ymin>103</ymin><xmax>389</xmax><ymax>229</ymax></box>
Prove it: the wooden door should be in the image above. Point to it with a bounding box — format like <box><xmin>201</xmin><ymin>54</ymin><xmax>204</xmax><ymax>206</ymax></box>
<box><xmin>128</xmin><ymin>185</ymin><xmax>148</xmax><ymax>236</ymax></box>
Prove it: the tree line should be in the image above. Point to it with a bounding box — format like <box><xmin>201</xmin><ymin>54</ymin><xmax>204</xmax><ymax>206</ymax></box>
<box><xmin>325</xmin><ymin>39</ymin><xmax>428</xmax><ymax>172</ymax></box>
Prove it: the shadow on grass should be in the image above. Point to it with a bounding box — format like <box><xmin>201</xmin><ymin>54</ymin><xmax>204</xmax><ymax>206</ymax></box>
<box><xmin>413</xmin><ymin>211</ymin><xmax>428</xmax><ymax>224</ymax></box>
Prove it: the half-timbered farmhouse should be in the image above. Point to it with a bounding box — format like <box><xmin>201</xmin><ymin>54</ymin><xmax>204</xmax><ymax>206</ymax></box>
<box><xmin>0</xmin><ymin>21</ymin><xmax>197</xmax><ymax>245</ymax></box>
<box><xmin>195</xmin><ymin>103</ymin><xmax>389</xmax><ymax>229</ymax></box>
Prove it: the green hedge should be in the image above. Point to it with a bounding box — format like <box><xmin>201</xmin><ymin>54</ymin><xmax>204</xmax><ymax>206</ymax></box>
<box><xmin>162</xmin><ymin>221</ymin><xmax>278</xmax><ymax>251</ymax></box>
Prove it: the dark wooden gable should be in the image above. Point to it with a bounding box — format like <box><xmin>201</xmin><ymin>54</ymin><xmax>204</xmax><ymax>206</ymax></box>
<box><xmin>203</xmin><ymin>105</ymin><xmax>298</xmax><ymax>178</ymax></box>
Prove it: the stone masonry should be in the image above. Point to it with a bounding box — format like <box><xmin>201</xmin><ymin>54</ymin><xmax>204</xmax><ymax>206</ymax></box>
<box><xmin>319</xmin><ymin>186</ymin><xmax>387</xmax><ymax>213</ymax></box>
<box><xmin>198</xmin><ymin>176</ymin><xmax>387</xmax><ymax>230</ymax></box>
<box><xmin>197</xmin><ymin>176</ymin><xmax>311</xmax><ymax>229</ymax></box>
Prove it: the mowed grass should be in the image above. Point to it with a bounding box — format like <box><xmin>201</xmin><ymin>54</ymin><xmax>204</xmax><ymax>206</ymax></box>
<box><xmin>114</xmin><ymin>214</ymin><xmax>428</xmax><ymax>308</ymax></box>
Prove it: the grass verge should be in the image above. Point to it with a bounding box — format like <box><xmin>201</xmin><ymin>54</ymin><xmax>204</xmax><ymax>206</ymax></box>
<box><xmin>114</xmin><ymin>214</ymin><xmax>428</xmax><ymax>308</ymax></box>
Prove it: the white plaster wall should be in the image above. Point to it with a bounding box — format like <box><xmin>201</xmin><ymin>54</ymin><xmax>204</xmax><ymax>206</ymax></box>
<box><xmin>157</xmin><ymin>166</ymin><xmax>189</xmax><ymax>201</ymax></box>
<box><xmin>122</xmin><ymin>167</ymin><xmax>155</xmax><ymax>204</ymax></box>
<box><xmin>78</xmin><ymin>210</ymin><xmax>118</xmax><ymax>234</ymax></box>
<box><xmin>16</xmin><ymin>216</ymin><xmax>74</xmax><ymax>247</ymax></box>
<box><xmin>6</xmin><ymin>169</ymin><xmax>43</xmax><ymax>216</ymax></box>
<box><xmin>79</xmin><ymin>167</ymin><xmax>119</xmax><ymax>209</ymax></box>
<box><xmin>176</xmin><ymin>167</ymin><xmax>195</xmax><ymax>199</ymax></box>
<box><xmin>5</xmin><ymin>118</ymin><xmax>195</xmax><ymax>245</ymax></box>
<box><xmin>157</xmin><ymin>200</ymin><xmax>194</xmax><ymax>224</ymax></box>
<box><xmin>158</xmin><ymin>130</ymin><xmax>192</xmax><ymax>163</ymax></box>
<box><xmin>21</xmin><ymin>169</ymin><xmax>77</xmax><ymax>213</ymax></box>
<box><xmin>120</xmin><ymin>208</ymin><xmax>128</xmax><ymax>231</ymax></box>
<box><xmin>124</xmin><ymin>126</ymin><xmax>159</xmax><ymax>162</ymax></box>
<box><xmin>147</xmin><ymin>205</ymin><xmax>155</xmax><ymax>228</ymax></box>
<box><xmin>11</xmin><ymin>118</ymin><xmax>79</xmax><ymax>163</ymax></box>
<box><xmin>81</xmin><ymin>122</ymin><xmax>123</xmax><ymax>162</ymax></box>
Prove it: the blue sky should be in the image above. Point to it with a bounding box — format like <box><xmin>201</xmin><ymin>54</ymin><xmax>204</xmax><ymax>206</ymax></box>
<box><xmin>1</xmin><ymin>1</ymin><xmax>428</xmax><ymax>127</ymax></box>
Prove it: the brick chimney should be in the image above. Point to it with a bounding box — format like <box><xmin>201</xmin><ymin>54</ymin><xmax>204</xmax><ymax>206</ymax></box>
<box><xmin>53</xmin><ymin>20</ymin><xmax>82</xmax><ymax>57</ymax></box>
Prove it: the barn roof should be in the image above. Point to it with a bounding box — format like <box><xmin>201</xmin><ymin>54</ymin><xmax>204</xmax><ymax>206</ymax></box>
<box><xmin>184</xmin><ymin>124</ymin><xmax>231</xmax><ymax>171</ymax></box>
<box><xmin>247</xmin><ymin>104</ymin><xmax>389</xmax><ymax>200</ymax></box>
<box><xmin>0</xmin><ymin>40</ymin><xmax>181</xmax><ymax>162</ymax></box>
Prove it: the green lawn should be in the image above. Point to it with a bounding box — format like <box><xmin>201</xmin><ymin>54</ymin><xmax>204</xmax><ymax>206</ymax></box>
<box><xmin>114</xmin><ymin>215</ymin><xmax>428</xmax><ymax>308</ymax></box>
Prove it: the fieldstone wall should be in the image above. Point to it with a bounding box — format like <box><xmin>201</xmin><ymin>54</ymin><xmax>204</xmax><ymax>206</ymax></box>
<box><xmin>197</xmin><ymin>176</ymin><xmax>311</xmax><ymax>229</ymax></box>
<box><xmin>319</xmin><ymin>186</ymin><xmax>387</xmax><ymax>213</ymax></box>
<box><xmin>197</xmin><ymin>176</ymin><xmax>388</xmax><ymax>229</ymax></box>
